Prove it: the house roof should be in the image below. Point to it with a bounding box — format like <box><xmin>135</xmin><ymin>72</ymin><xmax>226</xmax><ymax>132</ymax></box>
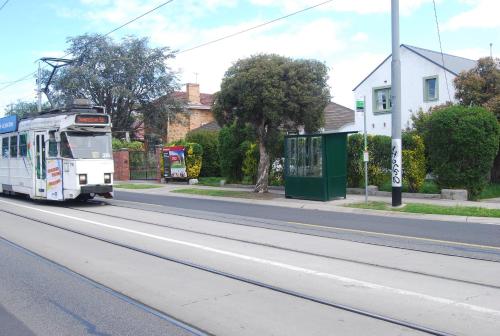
<box><xmin>191</xmin><ymin>120</ymin><xmax>221</xmax><ymax>132</ymax></box>
<box><xmin>323</xmin><ymin>102</ymin><xmax>355</xmax><ymax>131</ymax></box>
<box><xmin>171</xmin><ymin>91</ymin><xmax>214</xmax><ymax>106</ymax></box>
<box><xmin>353</xmin><ymin>44</ymin><xmax>477</xmax><ymax>91</ymax></box>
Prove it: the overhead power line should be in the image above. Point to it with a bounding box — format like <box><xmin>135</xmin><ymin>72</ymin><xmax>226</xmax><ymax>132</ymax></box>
<box><xmin>178</xmin><ymin>0</ymin><xmax>334</xmax><ymax>54</ymax></box>
<box><xmin>0</xmin><ymin>0</ymin><xmax>10</xmax><ymax>12</ymax></box>
<box><xmin>432</xmin><ymin>0</ymin><xmax>452</xmax><ymax>102</ymax></box>
<box><xmin>0</xmin><ymin>0</ymin><xmax>176</xmax><ymax>93</ymax></box>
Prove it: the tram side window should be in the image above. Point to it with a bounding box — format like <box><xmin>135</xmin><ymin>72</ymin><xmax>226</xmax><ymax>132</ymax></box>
<box><xmin>48</xmin><ymin>131</ymin><xmax>58</xmax><ymax>157</ymax></box>
<box><xmin>10</xmin><ymin>135</ymin><xmax>18</xmax><ymax>158</ymax></box>
<box><xmin>19</xmin><ymin>134</ymin><xmax>27</xmax><ymax>157</ymax></box>
<box><xmin>2</xmin><ymin>137</ymin><xmax>8</xmax><ymax>158</ymax></box>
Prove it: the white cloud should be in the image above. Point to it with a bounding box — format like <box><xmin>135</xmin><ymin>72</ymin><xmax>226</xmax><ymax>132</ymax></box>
<box><xmin>171</xmin><ymin>17</ymin><xmax>348</xmax><ymax>94</ymax></box>
<box><xmin>448</xmin><ymin>47</ymin><xmax>491</xmax><ymax>60</ymax></box>
<box><xmin>442</xmin><ymin>0</ymin><xmax>500</xmax><ymax>30</ymax></box>
<box><xmin>352</xmin><ymin>32</ymin><xmax>368</xmax><ymax>42</ymax></box>
<box><xmin>249</xmin><ymin>0</ymin><xmax>433</xmax><ymax>15</ymax></box>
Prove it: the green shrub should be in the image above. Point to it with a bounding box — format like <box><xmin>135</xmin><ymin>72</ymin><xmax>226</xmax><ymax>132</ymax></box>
<box><xmin>347</xmin><ymin>134</ymin><xmax>364</xmax><ymax>187</ymax></box>
<box><xmin>186</xmin><ymin>130</ymin><xmax>221</xmax><ymax>177</ymax></box>
<box><xmin>426</xmin><ymin>105</ymin><xmax>500</xmax><ymax>200</ymax></box>
<box><xmin>218</xmin><ymin>123</ymin><xmax>255</xmax><ymax>182</ymax></box>
<box><xmin>241</xmin><ymin>142</ymin><xmax>259</xmax><ymax>183</ymax></box>
<box><xmin>112</xmin><ymin>138</ymin><xmax>144</xmax><ymax>151</ymax></box>
<box><xmin>402</xmin><ymin>132</ymin><xmax>426</xmax><ymax>192</ymax></box>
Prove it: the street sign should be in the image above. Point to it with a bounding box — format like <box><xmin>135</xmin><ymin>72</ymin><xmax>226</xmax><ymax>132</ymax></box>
<box><xmin>356</xmin><ymin>99</ymin><xmax>365</xmax><ymax>112</ymax></box>
<box><xmin>363</xmin><ymin>151</ymin><xmax>369</xmax><ymax>162</ymax></box>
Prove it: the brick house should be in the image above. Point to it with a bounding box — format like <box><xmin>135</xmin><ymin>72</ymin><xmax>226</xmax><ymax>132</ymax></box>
<box><xmin>166</xmin><ymin>83</ymin><xmax>215</xmax><ymax>143</ymax></box>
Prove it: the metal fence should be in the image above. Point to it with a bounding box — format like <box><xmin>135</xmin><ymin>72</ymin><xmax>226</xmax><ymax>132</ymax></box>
<box><xmin>129</xmin><ymin>151</ymin><xmax>159</xmax><ymax>180</ymax></box>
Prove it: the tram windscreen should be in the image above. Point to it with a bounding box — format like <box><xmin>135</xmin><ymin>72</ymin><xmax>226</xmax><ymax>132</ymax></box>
<box><xmin>61</xmin><ymin>132</ymin><xmax>112</xmax><ymax>159</ymax></box>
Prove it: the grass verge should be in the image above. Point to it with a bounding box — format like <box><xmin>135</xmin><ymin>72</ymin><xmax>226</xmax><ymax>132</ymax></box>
<box><xmin>346</xmin><ymin>201</ymin><xmax>500</xmax><ymax>218</ymax></box>
<box><xmin>198</xmin><ymin>177</ymin><xmax>225</xmax><ymax>187</ymax></box>
<box><xmin>114</xmin><ymin>183</ymin><xmax>164</xmax><ymax>189</ymax></box>
<box><xmin>171</xmin><ymin>188</ymin><xmax>278</xmax><ymax>199</ymax></box>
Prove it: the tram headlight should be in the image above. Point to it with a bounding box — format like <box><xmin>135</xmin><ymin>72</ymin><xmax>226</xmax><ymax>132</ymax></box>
<box><xmin>79</xmin><ymin>174</ymin><xmax>88</xmax><ymax>185</ymax></box>
<box><xmin>104</xmin><ymin>173</ymin><xmax>112</xmax><ymax>184</ymax></box>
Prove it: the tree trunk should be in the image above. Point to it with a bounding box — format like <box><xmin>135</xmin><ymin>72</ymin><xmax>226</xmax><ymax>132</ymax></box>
<box><xmin>254</xmin><ymin>139</ymin><xmax>270</xmax><ymax>193</ymax></box>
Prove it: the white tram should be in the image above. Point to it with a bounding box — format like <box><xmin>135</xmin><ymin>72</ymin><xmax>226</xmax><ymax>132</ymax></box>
<box><xmin>0</xmin><ymin>101</ymin><xmax>114</xmax><ymax>201</ymax></box>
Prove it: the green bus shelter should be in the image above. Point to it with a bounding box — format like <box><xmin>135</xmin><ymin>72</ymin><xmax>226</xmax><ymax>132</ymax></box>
<box><xmin>284</xmin><ymin>131</ymin><xmax>355</xmax><ymax>201</ymax></box>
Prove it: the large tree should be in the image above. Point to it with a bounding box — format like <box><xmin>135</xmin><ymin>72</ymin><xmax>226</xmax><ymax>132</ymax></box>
<box><xmin>47</xmin><ymin>34</ymin><xmax>179</xmax><ymax>137</ymax></box>
<box><xmin>213</xmin><ymin>54</ymin><xmax>330</xmax><ymax>192</ymax></box>
<box><xmin>454</xmin><ymin>57</ymin><xmax>500</xmax><ymax>118</ymax></box>
<box><xmin>4</xmin><ymin>100</ymin><xmax>49</xmax><ymax>119</ymax></box>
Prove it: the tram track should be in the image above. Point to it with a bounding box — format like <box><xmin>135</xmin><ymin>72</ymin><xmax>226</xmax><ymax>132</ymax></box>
<box><xmin>65</xmin><ymin>203</ymin><xmax>500</xmax><ymax>290</ymax></box>
<box><xmin>0</xmin><ymin>207</ymin><xmax>457</xmax><ymax>336</ymax></box>
<box><xmin>96</xmin><ymin>199</ymin><xmax>500</xmax><ymax>263</ymax></box>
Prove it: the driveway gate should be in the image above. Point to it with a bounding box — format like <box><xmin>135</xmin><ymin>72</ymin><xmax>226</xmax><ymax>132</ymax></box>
<box><xmin>129</xmin><ymin>151</ymin><xmax>159</xmax><ymax>180</ymax></box>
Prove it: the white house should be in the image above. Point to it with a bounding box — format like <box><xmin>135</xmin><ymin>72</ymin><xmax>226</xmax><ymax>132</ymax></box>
<box><xmin>352</xmin><ymin>44</ymin><xmax>476</xmax><ymax>135</ymax></box>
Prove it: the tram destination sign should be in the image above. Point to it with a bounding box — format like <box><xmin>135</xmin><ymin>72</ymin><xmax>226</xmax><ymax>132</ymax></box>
<box><xmin>0</xmin><ymin>115</ymin><xmax>18</xmax><ymax>134</ymax></box>
<box><xmin>75</xmin><ymin>115</ymin><xmax>109</xmax><ymax>125</ymax></box>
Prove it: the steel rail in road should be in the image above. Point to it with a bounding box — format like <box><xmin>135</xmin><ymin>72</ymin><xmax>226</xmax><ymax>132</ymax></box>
<box><xmin>87</xmin><ymin>198</ymin><xmax>500</xmax><ymax>262</ymax></box>
<box><xmin>66</xmin><ymin>204</ymin><xmax>500</xmax><ymax>290</ymax></box>
<box><xmin>0</xmin><ymin>235</ymin><xmax>209</xmax><ymax>336</ymax></box>
<box><xmin>0</xmin><ymin>208</ymin><xmax>456</xmax><ymax>336</ymax></box>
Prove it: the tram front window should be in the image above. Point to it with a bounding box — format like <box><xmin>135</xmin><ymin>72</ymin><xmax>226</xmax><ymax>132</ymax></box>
<box><xmin>61</xmin><ymin>132</ymin><xmax>112</xmax><ymax>159</ymax></box>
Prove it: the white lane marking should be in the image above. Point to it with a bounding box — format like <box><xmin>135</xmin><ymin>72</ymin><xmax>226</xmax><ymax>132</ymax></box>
<box><xmin>1</xmin><ymin>198</ymin><xmax>500</xmax><ymax>317</ymax></box>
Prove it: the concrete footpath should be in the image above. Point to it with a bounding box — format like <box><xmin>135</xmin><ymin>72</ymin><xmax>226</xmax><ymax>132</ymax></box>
<box><xmin>114</xmin><ymin>181</ymin><xmax>500</xmax><ymax>225</ymax></box>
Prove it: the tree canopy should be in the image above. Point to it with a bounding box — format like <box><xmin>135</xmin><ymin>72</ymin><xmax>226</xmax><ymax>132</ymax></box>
<box><xmin>4</xmin><ymin>100</ymin><xmax>49</xmax><ymax>119</ymax></box>
<box><xmin>213</xmin><ymin>54</ymin><xmax>330</xmax><ymax>192</ymax></box>
<box><xmin>47</xmin><ymin>34</ymin><xmax>180</xmax><ymax>138</ymax></box>
<box><xmin>454</xmin><ymin>57</ymin><xmax>500</xmax><ymax>118</ymax></box>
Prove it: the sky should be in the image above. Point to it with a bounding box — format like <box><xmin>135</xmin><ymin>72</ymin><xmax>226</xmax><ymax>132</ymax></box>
<box><xmin>0</xmin><ymin>0</ymin><xmax>498</xmax><ymax>117</ymax></box>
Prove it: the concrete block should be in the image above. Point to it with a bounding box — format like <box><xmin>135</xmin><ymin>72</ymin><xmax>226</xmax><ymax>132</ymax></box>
<box><xmin>441</xmin><ymin>189</ymin><xmax>468</xmax><ymax>200</ymax></box>
<box><xmin>188</xmin><ymin>179</ymin><xmax>199</xmax><ymax>185</ymax></box>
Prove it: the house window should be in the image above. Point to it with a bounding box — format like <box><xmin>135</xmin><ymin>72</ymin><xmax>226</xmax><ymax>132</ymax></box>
<box><xmin>424</xmin><ymin>76</ymin><xmax>439</xmax><ymax>101</ymax></box>
<box><xmin>373</xmin><ymin>86</ymin><xmax>392</xmax><ymax>113</ymax></box>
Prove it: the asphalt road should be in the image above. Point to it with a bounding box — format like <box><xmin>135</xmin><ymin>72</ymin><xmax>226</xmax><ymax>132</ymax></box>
<box><xmin>2</xmin><ymin>195</ymin><xmax>500</xmax><ymax>335</ymax></box>
<box><xmin>0</xmin><ymin>236</ymin><xmax>203</xmax><ymax>336</ymax></box>
<box><xmin>113</xmin><ymin>190</ymin><xmax>500</xmax><ymax>258</ymax></box>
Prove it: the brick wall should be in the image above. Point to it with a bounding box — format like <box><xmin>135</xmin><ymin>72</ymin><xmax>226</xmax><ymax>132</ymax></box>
<box><xmin>189</xmin><ymin>109</ymin><xmax>215</xmax><ymax>130</ymax></box>
<box><xmin>113</xmin><ymin>149</ymin><xmax>130</xmax><ymax>181</ymax></box>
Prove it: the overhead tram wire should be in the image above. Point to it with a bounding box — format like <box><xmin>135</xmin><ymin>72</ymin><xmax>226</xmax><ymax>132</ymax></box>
<box><xmin>0</xmin><ymin>0</ymin><xmax>9</xmax><ymax>11</ymax></box>
<box><xmin>432</xmin><ymin>0</ymin><xmax>452</xmax><ymax>102</ymax></box>
<box><xmin>0</xmin><ymin>0</ymin><xmax>176</xmax><ymax>93</ymax></box>
<box><xmin>177</xmin><ymin>0</ymin><xmax>334</xmax><ymax>54</ymax></box>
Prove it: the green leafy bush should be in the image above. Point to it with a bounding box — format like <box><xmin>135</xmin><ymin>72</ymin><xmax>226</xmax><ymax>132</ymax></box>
<box><xmin>347</xmin><ymin>134</ymin><xmax>364</xmax><ymax>187</ymax></box>
<box><xmin>426</xmin><ymin>105</ymin><xmax>500</xmax><ymax>200</ymax></box>
<box><xmin>218</xmin><ymin>123</ymin><xmax>255</xmax><ymax>182</ymax></box>
<box><xmin>241</xmin><ymin>142</ymin><xmax>259</xmax><ymax>184</ymax></box>
<box><xmin>112</xmin><ymin>138</ymin><xmax>144</xmax><ymax>151</ymax></box>
<box><xmin>402</xmin><ymin>132</ymin><xmax>426</xmax><ymax>192</ymax></box>
<box><xmin>186</xmin><ymin>130</ymin><xmax>221</xmax><ymax>177</ymax></box>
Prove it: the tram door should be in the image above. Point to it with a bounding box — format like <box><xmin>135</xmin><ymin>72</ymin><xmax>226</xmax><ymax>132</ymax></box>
<box><xmin>35</xmin><ymin>132</ymin><xmax>47</xmax><ymax>198</ymax></box>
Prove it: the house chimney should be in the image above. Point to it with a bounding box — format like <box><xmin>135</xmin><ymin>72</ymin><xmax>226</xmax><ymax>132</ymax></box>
<box><xmin>186</xmin><ymin>83</ymin><xmax>200</xmax><ymax>104</ymax></box>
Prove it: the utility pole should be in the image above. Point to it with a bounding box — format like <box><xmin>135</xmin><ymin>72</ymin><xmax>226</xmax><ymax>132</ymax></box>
<box><xmin>490</xmin><ymin>43</ymin><xmax>493</xmax><ymax>59</ymax></box>
<box><xmin>391</xmin><ymin>0</ymin><xmax>402</xmax><ymax>206</ymax></box>
<box><xmin>37</xmin><ymin>61</ymin><xmax>42</xmax><ymax>113</ymax></box>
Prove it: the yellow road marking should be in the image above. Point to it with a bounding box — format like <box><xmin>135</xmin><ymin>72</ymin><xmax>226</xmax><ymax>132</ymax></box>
<box><xmin>287</xmin><ymin>221</ymin><xmax>500</xmax><ymax>251</ymax></box>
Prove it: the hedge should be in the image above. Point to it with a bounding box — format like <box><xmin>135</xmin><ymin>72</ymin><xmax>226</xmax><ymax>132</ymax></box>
<box><xmin>347</xmin><ymin>133</ymin><xmax>426</xmax><ymax>193</ymax></box>
<box><xmin>426</xmin><ymin>105</ymin><xmax>500</xmax><ymax>200</ymax></box>
<box><xmin>186</xmin><ymin>129</ymin><xmax>221</xmax><ymax>177</ymax></box>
